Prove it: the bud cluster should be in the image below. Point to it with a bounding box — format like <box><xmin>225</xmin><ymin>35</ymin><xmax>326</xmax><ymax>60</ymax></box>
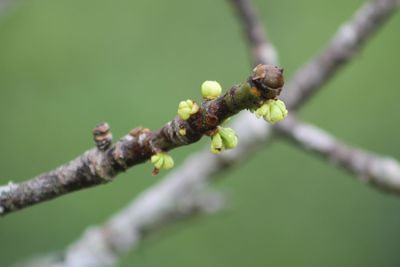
<box><xmin>210</xmin><ymin>126</ymin><xmax>238</xmax><ymax>154</ymax></box>
<box><xmin>151</xmin><ymin>152</ymin><xmax>174</xmax><ymax>171</ymax></box>
<box><xmin>255</xmin><ymin>99</ymin><xmax>288</xmax><ymax>124</ymax></box>
<box><xmin>151</xmin><ymin>65</ymin><xmax>287</xmax><ymax>174</ymax></box>
<box><xmin>177</xmin><ymin>100</ymin><xmax>200</xmax><ymax>120</ymax></box>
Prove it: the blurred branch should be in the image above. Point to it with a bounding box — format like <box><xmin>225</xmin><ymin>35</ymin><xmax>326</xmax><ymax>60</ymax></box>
<box><xmin>0</xmin><ymin>65</ymin><xmax>284</xmax><ymax>216</ymax></box>
<box><xmin>281</xmin><ymin>0</ymin><xmax>398</xmax><ymax>110</ymax></box>
<box><xmin>16</xmin><ymin>167</ymin><xmax>225</xmax><ymax>267</ymax></box>
<box><xmin>230</xmin><ymin>0</ymin><xmax>278</xmax><ymax>65</ymax></box>
<box><xmin>0</xmin><ymin>0</ymin><xmax>26</xmax><ymax>18</ymax></box>
<box><xmin>278</xmin><ymin>115</ymin><xmax>400</xmax><ymax>193</ymax></box>
<box><xmin>0</xmin><ymin>0</ymin><xmax>14</xmax><ymax>15</ymax></box>
<box><xmin>233</xmin><ymin>0</ymin><xmax>400</xmax><ymax>194</ymax></box>
<box><xmin>277</xmin><ymin>0</ymin><xmax>400</xmax><ymax>194</ymax></box>
<box><xmin>17</xmin><ymin>111</ymin><xmax>274</xmax><ymax>267</ymax></box>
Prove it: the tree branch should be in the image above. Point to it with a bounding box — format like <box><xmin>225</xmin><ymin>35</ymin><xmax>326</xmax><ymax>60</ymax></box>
<box><xmin>17</xmin><ymin>111</ymin><xmax>274</xmax><ymax>267</ymax></box>
<box><xmin>232</xmin><ymin>0</ymin><xmax>400</xmax><ymax>194</ymax></box>
<box><xmin>281</xmin><ymin>0</ymin><xmax>398</xmax><ymax>110</ymax></box>
<box><xmin>0</xmin><ymin>65</ymin><xmax>284</xmax><ymax>216</ymax></box>
<box><xmin>278</xmin><ymin>115</ymin><xmax>400</xmax><ymax>194</ymax></box>
<box><xmin>0</xmin><ymin>0</ymin><xmax>15</xmax><ymax>15</ymax></box>
<box><xmin>230</xmin><ymin>0</ymin><xmax>278</xmax><ymax>65</ymax></box>
<box><xmin>4</xmin><ymin>0</ymin><xmax>396</xmax><ymax>216</ymax></box>
<box><xmin>17</xmin><ymin>170</ymin><xmax>225</xmax><ymax>267</ymax></box>
<box><xmin>14</xmin><ymin>0</ymin><xmax>399</xmax><ymax>266</ymax></box>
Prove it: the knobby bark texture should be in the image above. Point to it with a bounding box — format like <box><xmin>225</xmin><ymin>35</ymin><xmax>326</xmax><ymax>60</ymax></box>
<box><xmin>16</xmin><ymin>0</ymin><xmax>399</xmax><ymax>266</ymax></box>
<box><xmin>0</xmin><ymin>64</ymin><xmax>284</xmax><ymax>216</ymax></box>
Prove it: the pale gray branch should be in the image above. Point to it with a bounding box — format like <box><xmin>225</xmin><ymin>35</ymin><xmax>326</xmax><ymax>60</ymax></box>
<box><xmin>281</xmin><ymin>0</ymin><xmax>398</xmax><ymax>110</ymax></box>
<box><xmin>278</xmin><ymin>115</ymin><xmax>400</xmax><ymax>194</ymax></box>
<box><xmin>230</xmin><ymin>0</ymin><xmax>278</xmax><ymax>65</ymax></box>
<box><xmin>231</xmin><ymin>0</ymin><xmax>400</xmax><ymax>194</ymax></box>
<box><xmin>17</xmin><ymin>106</ymin><xmax>273</xmax><ymax>267</ymax></box>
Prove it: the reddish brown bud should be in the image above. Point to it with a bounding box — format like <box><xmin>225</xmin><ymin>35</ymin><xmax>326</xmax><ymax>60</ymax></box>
<box><xmin>252</xmin><ymin>64</ymin><xmax>284</xmax><ymax>89</ymax></box>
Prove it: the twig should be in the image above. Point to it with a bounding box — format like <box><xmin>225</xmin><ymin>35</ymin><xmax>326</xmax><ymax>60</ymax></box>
<box><xmin>0</xmin><ymin>65</ymin><xmax>284</xmax><ymax>216</ymax></box>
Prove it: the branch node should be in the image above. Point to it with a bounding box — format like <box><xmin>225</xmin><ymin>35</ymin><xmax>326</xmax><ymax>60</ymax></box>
<box><xmin>112</xmin><ymin>142</ymin><xmax>128</xmax><ymax>171</ymax></box>
<box><xmin>93</xmin><ymin>122</ymin><xmax>113</xmax><ymax>151</ymax></box>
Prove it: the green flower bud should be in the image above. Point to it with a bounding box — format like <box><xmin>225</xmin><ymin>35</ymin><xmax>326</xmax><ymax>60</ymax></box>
<box><xmin>210</xmin><ymin>133</ymin><xmax>223</xmax><ymax>154</ymax></box>
<box><xmin>177</xmin><ymin>100</ymin><xmax>199</xmax><ymax>120</ymax></box>
<box><xmin>151</xmin><ymin>154</ymin><xmax>164</xmax><ymax>169</ymax></box>
<box><xmin>151</xmin><ymin>152</ymin><xmax>174</xmax><ymax>170</ymax></box>
<box><xmin>210</xmin><ymin>127</ymin><xmax>238</xmax><ymax>154</ymax></box>
<box><xmin>218</xmin><ymin>126</ymin><xmax>238</xmax><ymax>149</ymax></box>
<box><xmin>255</xmin><ymin>99</ymin><xmax>288</xmax><ymax>124</ymax></box>
<box><xmin>201</xmin><ymin>81</ymin><xmax>222</xmax><ymax>100</ymax></box>
<box><xmin>162</xmin><ymin>154</ymin><xmax>174</xmax><ymax>169</ymax></box>
<box><xmin>255</xmin><ymin>104</ymin><xmax>269</xmax><ymax>119</ymax></box>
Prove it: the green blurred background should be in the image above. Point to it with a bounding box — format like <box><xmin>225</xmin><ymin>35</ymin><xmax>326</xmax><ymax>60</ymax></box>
<box><xmin>0</xmin><ymin>0</ymin><xmax>400</xmax><ymax>266</ymax></box>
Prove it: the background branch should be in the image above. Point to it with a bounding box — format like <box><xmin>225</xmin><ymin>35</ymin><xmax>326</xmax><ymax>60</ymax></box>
<box><xmin>17</xmin><ymin>169</ymin><xmax>225</xmax><ymax>267</ymax></box>
<box><xmin>281</xmin><ymin>0</ymin><xmax>398</xmax><ymax>110</ymax></box>
<box><xmin>231</xmin><ymin>0</ymin><xmax>400</xmax><ymax>194</ymax></box>
<box><xmin>278</xmin><ymin>115</ymin><xmax>400</xmax><ymax>194</ymax></box>
<box><xmin>17</xmin><ymin>111</ymin><xmax>276</xmax><ymax>267</ymax></box>
<box><xmin>230</xmin><ymin>0</ymin><xmax>278</xmax><ymax>65</ymax></box>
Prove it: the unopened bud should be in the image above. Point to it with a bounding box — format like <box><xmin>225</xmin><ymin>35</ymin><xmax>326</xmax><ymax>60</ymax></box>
<box><xmin>210</xmin><ymin>132</ymin><xmax>223</xmax><ymax>154</ymax></box>
<box><xmin>210</xmin><ymin>126</ymin><xmax>238</xmax><ymax>154</ymax></box>
<box><xmin>201</xmin><ymin>81</ymin><xmax>222</xmax><ymax>100</ymax></box>
<box><xmin>218</xmin><ymin>127</ymin><xmax>238</xmax><ymax>149</ymax></box>
<box><xmin>177</xmin><ymin>99</ymin><xmax>200</xmax><ymax>120</ymax></box>
<box><xmin>255</xmin><ymin>99</ymin><xmax>288</xmax><ymax>124</ymax></box>
<box><xmin>151</xmin><ymin>152</ymin><xmax>174</xmax><ymax>170</ymax></box>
